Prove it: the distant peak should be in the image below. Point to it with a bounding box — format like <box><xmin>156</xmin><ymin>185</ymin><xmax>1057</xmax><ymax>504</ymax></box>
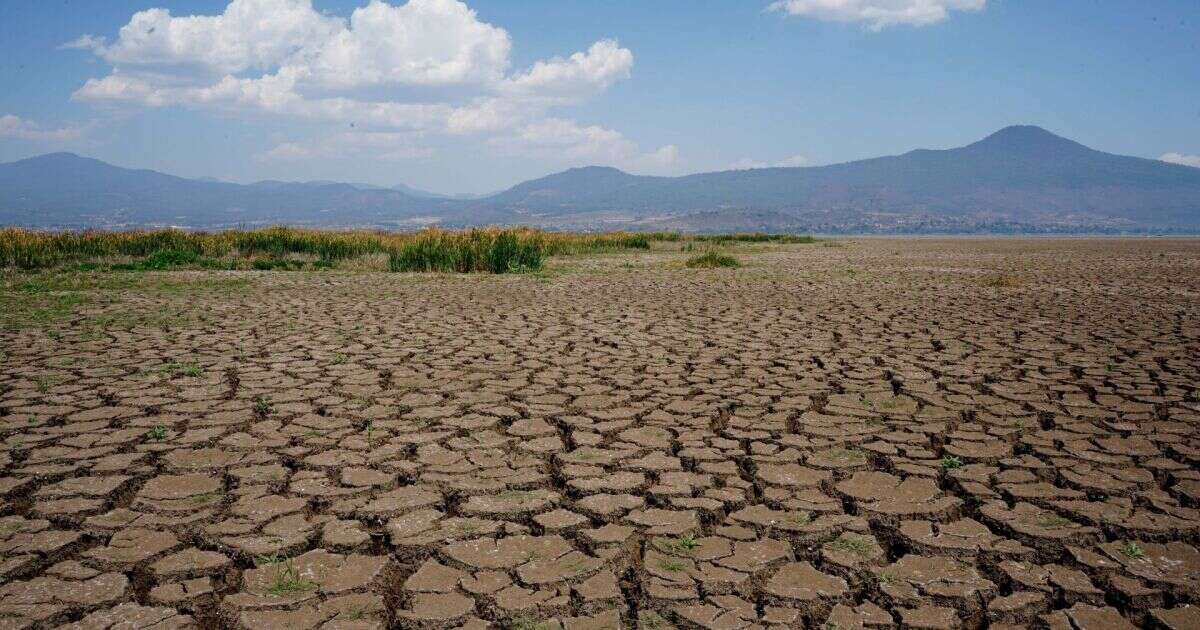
<box><xmin>564</xmin><ymin>165</ymin><xmax>629</xmax><ymax>174</ymax></box>
<box><xmin>966</xmin><ymin>125</ymin><xmax>1089</xmax><ymax>153</ymax></box>
<box><xmin>21</xmin><ymin>151</ymin><xmax>86</xmax><ymax>162</ymax></box>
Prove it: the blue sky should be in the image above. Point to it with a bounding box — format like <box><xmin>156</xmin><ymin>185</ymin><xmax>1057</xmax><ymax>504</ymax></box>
<box><xmin>1</xmin><ymin>0</ymin><xmax>1198</xmax><ymax>194</ymax></box>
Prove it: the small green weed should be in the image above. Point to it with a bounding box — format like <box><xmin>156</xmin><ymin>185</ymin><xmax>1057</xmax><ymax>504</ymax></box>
<box><xmin>189</xmin><ymin>492</ymin><xmax>219</xmax><ymax>505</ymax></box>
<box><xmin>145</xmin><ymin>425</ymin><xmax>167</xmax><ymax>441</ymax></box>
<box><xmin>659</xmin><ymin>558</ymin><xmax>687</xmax><ymax>573</ymax></box>
<box><xmin>267</xmin><ymin>561</ymin><xmax>316</xmax><ymax>596</ymax></box>
<box><xmin>655</xmin><ymin>533</ymin><xmax>699</xmax><ymax>556</ymax></box>
<box><xmin>1120</xmin><ymin>541</ymin><xmax>1145</xmax><ymax>559</ymax></box>
<box><xmin>825</xmin><ymin>534</ymin><xmax>875</xmax><ymax>558</ymax></box>
<box><xmin>253</xmin><ymin>398</ymin><xmax>274</xmax><ymax>417</ymax></box>
<box><xmin>165</xmin><ymin>362</ymin><xmax>203</xmax><ymax>377</ymax></box>
<box><xmin>1036</xmin><ymin>512</ymin><xmax>1072</xmax><ymax>529</ymax></box>
<box><xmin>255</xmin><ymin>553</ymin><xmax>287</xmax><ymax>565</ymax></box>
<box><xmin>940</xmin><ymin>455</ymin><xmax>963</xmax><ymax>469</ymax></box>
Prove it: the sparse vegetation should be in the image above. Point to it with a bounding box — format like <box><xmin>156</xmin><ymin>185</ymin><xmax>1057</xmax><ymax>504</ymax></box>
<box><xmin>685</xmin><ymin>251</ymin><xmax>740</xmax><ymax>269</ymax></box>
<box><xmin>145</xmin><ymin>425</ymin><xmax>167</xmax><ymax>441</ymax></box>
<box><xmin>165</xmin><ymin>362</ymin><xmax>203</xmax><ymax>377</ymax></box>
<box><xmin>651</xmin><ymin>232</ymin><xmax>815</xmax><ymax>244</ymax></box>
<box><xmin>253</xmin><ymin>397</ymin><xmax>274</xmax><ymax>417</ymax></box>
<box><xmin>655</xmin><ymin>533</ymin><xmax>700</xmax><ymax>556</ymax></box>
<box><xmin>982</xmin><ymin>273</ymin><xmax>1020</xmax><ymax>288</ymax></box>
<box><xmin>825</xmin><ymin>534</ymin><xmax>875</xmax><ymax>558</ymax></box>
<box><xmin>1120</xmin><ymin>541</ymin><xmax>1145</xmax><ymax>559</ymax></box>
<box><xmin>267</xmin><ymin>561</ymin><xmax>316</xmax><ymax>596</ymax></box>
<box><xmin>940</xmin><ymin>455</ymin><xmax>963</xmax><ymax>469</ymax></box>
<box><xmin>189</xmin><ymin>491</ymin><xmax>219</xmax><ymax>505</ymax></box>
<box><xmin>638</xmin><ymin>611</ymin><xmax>669</xmax><ymax>629</ymax></box>
<box><xmin>1037</xmin><ymin>512</ymin><xmax>1073</xmax><ymax>529</ymax></box>
<box><xmin>658</xmin><ymin>558</ymin><xmax>687</xmax><ymax>572</ymax></box>
<box><xmin>830</xmin><ymin>447</ymin><xmax>869</xmax><ymax>463</ymax></box>
<box><xmin>509</xmin><ymin>616</ymin><xmax>553</xmax><ymax>630</ymax></box>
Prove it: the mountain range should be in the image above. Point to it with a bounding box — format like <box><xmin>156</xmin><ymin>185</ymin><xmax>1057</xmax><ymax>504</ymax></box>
<box><xmin>2</xmin><ymin>125</ymin><xmax>1198</xmax><ymax>233</ymax></box>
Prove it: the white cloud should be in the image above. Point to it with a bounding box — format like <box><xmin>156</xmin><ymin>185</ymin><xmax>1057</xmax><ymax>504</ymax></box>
<box><xmin>515</xmin><ymin>118</ymin><xmax>636</xmax><ymax>160</ymax></box>
<box><xmin>256</xmin><ymin>130</ymin><xmax>435</xmax><ymax>162</ymax></box>
<box><xmin>494</xmin><ymin>118</ymin><xmax>679</xmax><ymax>174</ymax></box>
<box><xmin>1160</xmin><ymin>152</ymin><xmax>1200</xmax><ymax>169</ymax></box>
<box><xmin>629</xmin><ymin>144</ymin><xmax>680</xmax><ymax>174</ymax></box>
<box><xmin>256</xmin><ymin>141</ymin><xmax>312</xmax><ymax>161</ymax></box>
<box><xmin>768</xmin><ymin>0</ymin><xmax>985</xmax><ymax>30</ymax></box>
<box><xmin>729</xmin><ymin>154</ymin><xmax>810</xmax><ymax>170</ymax></box>
<box><xmin>76</xmin><ymin>0</ymin><xmax>343</xmax><ymax>75</ymax></box>
<box><xmin>503</xmin><ymin>39</ymin><xmax>633</xmax><ymax>101</ymax></box>
<box><xmin>0</xmin><ymin>114</ymin><xmax>85</xmax><ymax>142</ymax></box>
<box><xmin>69</xmin><ymin>0</ymin><xmax>633</xmax><ymax>142</ymax></box>
<box><xmin>306</xmin><ymin>0</ymin><xmax>511</xmax><ymax>88</ymax></box>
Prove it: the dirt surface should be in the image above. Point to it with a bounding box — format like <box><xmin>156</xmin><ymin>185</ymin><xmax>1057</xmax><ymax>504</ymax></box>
<box><xmin>2</xmin><ymin>238</ymin><xmax>1199</xmax><ymax>629</ymax></box>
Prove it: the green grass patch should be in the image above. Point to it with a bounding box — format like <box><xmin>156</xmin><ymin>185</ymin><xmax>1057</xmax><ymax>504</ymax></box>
<box><xmin>654</xmin><ymin>534</ymin><xmax>699</xmax><ymax>556</ymax></box>
<box><xmin>267</xmin><ymin>561</ymin><xmax>316</xmax><ymax>596</ymax></box>
<box><xmin>825</xmin><ymin>534</ymin><xmax>876</xmax><ymax>558</ymax></box>
<box><xmin>940</xmin><ymin>455</ymin><xmax>964</xmax><ymax>470</ymax></box>
<box><xmin>388</xmin><ymin>229</ymin><xmax>544</xmax><ymax>273</ymax></box>
<box><xmin>1119</xmin><ymin>541</ymin><xmax>1145</xmax><ymax>559</ymax></box>
<box><xmin>685</xmin><ymin>251</ymin><xmax>740</xmax><ymax>269</ymax></box>
<box><xmin>165</xmin><ymin>362</ymin><xmax>203</xmax><ymax>377</ymax></box>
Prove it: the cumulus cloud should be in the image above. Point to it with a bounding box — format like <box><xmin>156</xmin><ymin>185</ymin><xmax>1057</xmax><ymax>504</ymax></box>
<box><xmin>514</xmin><ymin>118</ymin><xmax>636</xmax><ymax>160</ymax></box>
<box><xmin>0</xmin><ymin>114</ymin><xmax>85</xmax><ymax>142</ymax></box>
<box><xmin>74</xmin><ymin>0</ymin><xmax>343</xmax><ymax>75</ymax></box>
<box><xmin>503</xmin><ymin>39</ymin><xmax>633</xmax><ymax>101</ymax></box>
<box><xmin>1160</xmin><ymin>152</ymin><xmax>1200</xmax><ymax>169</ymax></box>
<box><xmin>68</xmin><ymin>0</ymin><xmax>634</xmax><ymax>143</ymax></box>
<box><xmin>729</xmin><ymin>154</ymin><xmax>810</xmax><ymax>170</ymax></box>
<box><xmin>493</xmin><ymin>118</ymin><xmax>679</xmax><ymax>174</ymax></box>
<box><xmin>768</xmin><ymin>0</ymin><xmax>985</xmax><ymax>30</ymax></box>
<box><xmin>306</xmin><ymin>0</ymin><xmax>511</xmax><ymax>88</ymax></box>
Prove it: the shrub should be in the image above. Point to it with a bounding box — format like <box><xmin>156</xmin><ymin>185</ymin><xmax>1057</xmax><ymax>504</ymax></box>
<box><xmin>142</xmin><ymin>249</ymin><xmax>200</xmax><ymax>270</ymax></box>
<box><xmin>387</xmin><ymin>229</ymin><xmax>544</xmax><ymax>273</ymax></box>
<box><xmin>982</xmin><ymin>273</ymin><xmax>1020</xmax><ymax>288</ymax></box>
<box><xmin>685</xmin><ymin>251</ymin><xmax>740</xmax><ymax>268</ymax></box>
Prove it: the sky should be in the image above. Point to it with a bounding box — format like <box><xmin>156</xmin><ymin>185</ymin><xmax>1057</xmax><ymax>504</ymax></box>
<box><xmin>1</xmin><ymin>0</ymin><xmax>1198</xmax><ymax>194</ymax></box>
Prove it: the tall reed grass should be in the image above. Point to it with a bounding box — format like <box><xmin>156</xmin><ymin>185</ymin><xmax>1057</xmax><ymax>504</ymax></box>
<box><xmin>386</xmin><ymin>229</ymin><xmax>545</xmax><ymax>273</ymax></box>
<box><xmin>0</xmin><ymin>226</ymin><xmax>814</xmax><ymax>272</ymax></box>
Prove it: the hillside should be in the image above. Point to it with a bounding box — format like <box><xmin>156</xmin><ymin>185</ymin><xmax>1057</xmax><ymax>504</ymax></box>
<box><xmin>3</xmin><ymin>126</ymin><xmax>1199</xmax><ymax>232</ymax></box>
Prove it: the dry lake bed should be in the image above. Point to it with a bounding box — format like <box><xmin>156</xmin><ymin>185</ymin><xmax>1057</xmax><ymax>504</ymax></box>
<box><xmin>2</xmin><ymin>238</ymin><xmax>1199</xmax><ymax>629</ymax></box>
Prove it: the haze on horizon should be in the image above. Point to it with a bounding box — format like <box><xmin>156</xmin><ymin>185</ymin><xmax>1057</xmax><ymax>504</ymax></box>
<box><xmin>1</xmin><ymin>0</ymin><xmax>1199</xmax><ymax>196</ymax></box>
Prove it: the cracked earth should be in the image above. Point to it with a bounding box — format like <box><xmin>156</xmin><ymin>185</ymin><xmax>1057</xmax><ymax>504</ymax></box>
<box><xmin>2</xmin><ymin>238</ymin><xmax>1199</xmax><ymax>629</ymax></box>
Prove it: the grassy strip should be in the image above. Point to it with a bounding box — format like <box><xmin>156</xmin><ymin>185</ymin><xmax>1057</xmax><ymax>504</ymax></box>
<box><xmin>1</xmin><ymin>227</ymin><xmax>814</xmax><ymax>271</ymax></box>
<box><xmin>1</xmin><ymin>227</ymin><xmax>660</xmax><ymax>271</ymax></box>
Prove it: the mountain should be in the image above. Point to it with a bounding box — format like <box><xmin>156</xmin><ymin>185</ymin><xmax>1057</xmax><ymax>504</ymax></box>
<box><xmin>470</xmin><ymin>126</ymin><xmax>1200</xmax><ymax>232</ymax></box>
<box><xmin>0</xmin><ymin>153</ymin><xmax>447</xmax><ymax>229</ymax></box>
<box><xmin>2</xmin><ymin>126</ymin><xmax>1198</xmax><ymax>232</ymax></box>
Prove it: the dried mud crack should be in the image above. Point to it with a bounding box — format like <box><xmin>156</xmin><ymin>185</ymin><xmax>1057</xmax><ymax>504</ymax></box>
<box><xmin>1</xmin><ymin>238</ymin><xmax>1199</xmax><ymax>629</ymax></box>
